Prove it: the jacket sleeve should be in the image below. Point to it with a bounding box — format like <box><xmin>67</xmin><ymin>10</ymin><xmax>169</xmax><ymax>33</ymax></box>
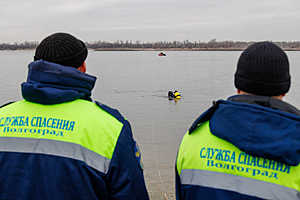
<box><xmin>106</xmin><ymin>120</ymin><xmax>149</xmax><ymax>200</ymax></box>
<box><xmin>176</xmin><ymin>162</ymin><xmax>182</xmax><ymax>200</ymax></box>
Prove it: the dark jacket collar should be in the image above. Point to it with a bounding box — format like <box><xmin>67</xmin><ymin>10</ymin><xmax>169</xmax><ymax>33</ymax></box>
<box><xmin>228</xmin><ymin>94</ymin><xmax>300</xmax><ymax>116</ymax></box>
<box><xmin>21</xmin><ymin>60</ymin><xmax>97</xmax><ymax>105</ymax></box>
<box><xmin>189</xmin><ymin>95</ymin><xmax>300</xmax><ymax>166</ymax></box>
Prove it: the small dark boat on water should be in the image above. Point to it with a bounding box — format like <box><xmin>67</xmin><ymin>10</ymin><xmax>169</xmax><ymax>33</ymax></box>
<box><xmin>158</xmin><ymin>52</ymin><xmax>166</xmax><ymax>56</ymax></box>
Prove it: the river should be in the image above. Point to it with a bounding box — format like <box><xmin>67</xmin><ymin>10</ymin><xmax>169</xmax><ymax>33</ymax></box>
<box><xmin>1</xmin><ymin>50</ymin><xmax>300</xmax><ymax>199</ymax></box>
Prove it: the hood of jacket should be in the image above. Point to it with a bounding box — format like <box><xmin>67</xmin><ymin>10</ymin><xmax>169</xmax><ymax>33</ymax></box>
<box><xmin>189</xmin><ymin>95</ymin><xmax>300</xmax><ymax>166</ymax></box>
<box><xmin>21</xmin><ymin>60</ymin><xmax>97</xmax><ymax>105</ymax></box>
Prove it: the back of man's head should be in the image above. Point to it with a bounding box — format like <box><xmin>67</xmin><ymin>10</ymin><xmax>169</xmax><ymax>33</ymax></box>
<box><xmin>234</xmin><ymin>41</ymin><xmax>290</xmax><ymax>96</ymax></box>
<box><xmin>34</xmin><ymin>32</ymin><xmax>88</xmax><ymax>68</ymax></box>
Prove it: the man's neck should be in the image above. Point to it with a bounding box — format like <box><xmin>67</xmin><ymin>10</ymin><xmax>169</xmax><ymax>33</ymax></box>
<box><xmin>237</xmin><ymin>90</ymin><xmax>284</xmax><ymax>100</ymax></box>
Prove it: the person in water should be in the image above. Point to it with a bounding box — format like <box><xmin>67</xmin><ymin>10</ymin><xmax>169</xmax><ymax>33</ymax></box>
<box><xmin>176</xmin><ymin>42</ymin><xmax>300</xmax><ymax>200</ymax></box>
<box><xmin>168</xmin><ymin>90</ymin><xmax>175</xmax><ymax>99</ymax></box>
<box><xmin>168</xmin><ymin>90</ymin><xmax>181</xmax><ymax>99</ymax></box>
<box><xmin>0</xmin><ymin>32</ymin><xmax>149</xmax><ymax>200</ymax></box>
<box><xmin>174</xmin><ymin>90</ymin><xmax>181</xmax><ymax>98</ymax></box>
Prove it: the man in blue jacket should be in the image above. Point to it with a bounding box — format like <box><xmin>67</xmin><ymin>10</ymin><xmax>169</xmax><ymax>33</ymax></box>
<box><xmin>176</xmin><ymin>42</ymin><xmax>300</xmax><ymax>200</ymax></box>
<box><xmin>0</xmin><ymin>33</ymin><xmax>149</xmax><ymax>200</ymax></box>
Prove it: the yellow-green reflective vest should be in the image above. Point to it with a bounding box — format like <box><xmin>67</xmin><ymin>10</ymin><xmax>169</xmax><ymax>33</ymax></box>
<box><xmin>0</xmin><ymin>99</ymin><xmax>123</xmax><ymax>174</ymax></box>
<box><xmin>177</xmin><ymin>121</ymin><xmax>300</xmax><ymax>199</ymax></box>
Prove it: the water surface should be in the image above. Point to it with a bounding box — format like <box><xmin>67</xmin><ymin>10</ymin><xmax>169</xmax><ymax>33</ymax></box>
<box><xmin>1</xmin><ymin>50</ymin><xmax>300</xmax><ymax>199</ymax></box>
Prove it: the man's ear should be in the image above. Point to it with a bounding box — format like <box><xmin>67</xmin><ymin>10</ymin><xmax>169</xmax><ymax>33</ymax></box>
<box><xmin>77</xmin><ymin>62</ymin><xmax>86</xmax><ymax>73</ymax></box>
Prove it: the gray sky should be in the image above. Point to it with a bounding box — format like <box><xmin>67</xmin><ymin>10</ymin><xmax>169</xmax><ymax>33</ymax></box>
<box><xmin>1</xmin><ymin>0</ymin><xmax>299</xmax><ymax>43</ymax></box>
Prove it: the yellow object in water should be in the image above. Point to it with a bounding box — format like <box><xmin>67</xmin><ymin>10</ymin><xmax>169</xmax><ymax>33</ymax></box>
<box><xmin>174</xmin><ymin>92</ymin><xmax>181</xmax><ymax>99</ymax></box>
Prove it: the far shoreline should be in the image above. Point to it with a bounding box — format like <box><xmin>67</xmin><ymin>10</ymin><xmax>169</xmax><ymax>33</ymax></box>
<box><xmin>1</xmin><ymin>48</ymin><xmax>300</xmax><ymax>51</ymax></box>
<box><xmin>93</xmin><ymin>48</ymin><xmax>300</xmax><ymax>52</ymax></box>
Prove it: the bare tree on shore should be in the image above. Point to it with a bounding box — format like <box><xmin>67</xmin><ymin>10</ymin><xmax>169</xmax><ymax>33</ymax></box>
<box><xmin>1</xmin><ymin>40</ymin><xmax>300</xmax><ymax>50</ymax></box>
<box><xmin>0</xmin><ymin>41</ymin><xmax>39</xmax><ymax>50</ymax></box>
<box><xmin>86</xmin><ymin>39</ymin><xmax>300</xmax><ymax>50</ymax></box>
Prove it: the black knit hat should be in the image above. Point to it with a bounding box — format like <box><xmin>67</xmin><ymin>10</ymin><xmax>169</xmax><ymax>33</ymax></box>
<box><xmin>34</xmin><ymin>33</ymin><xmax>88</xmax><ymax>68</ymax></box>
<box><xmin>234</xmin><ymin>41</ymin><xmax>290</xmax><ymax>96</ymax></box>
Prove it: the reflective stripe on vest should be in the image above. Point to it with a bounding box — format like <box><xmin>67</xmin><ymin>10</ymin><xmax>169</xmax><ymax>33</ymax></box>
<box><xmin>177</xmin><ymin>121</ymin><xmax>300</xmax><ymax>199</ymax></box>
<box><xmin>0</xmin><ymin>100</ymin><xmax>123</xmax><ymax>173</ymax></box>
<box><xmin>0</xmin><ymin>137</ymin><xmax>111</xmax><ymax>173</ymax></box>
<box><xmin>180</xmin><ymin>169</ymin><xmax>300</xmax><ymax>200</ymax></box>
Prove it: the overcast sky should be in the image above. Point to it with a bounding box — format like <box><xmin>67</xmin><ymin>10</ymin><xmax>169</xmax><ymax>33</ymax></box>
<box><xmin>1</xmin><ymin>0</ymin><xmax>299</xmax><ymax>43</ymax></box>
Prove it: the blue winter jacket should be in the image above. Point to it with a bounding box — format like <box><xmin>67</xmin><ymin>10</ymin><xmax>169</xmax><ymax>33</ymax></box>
<box><xmin>0</xmin><ymin>60</ymin><xmax>149</xmax><ymax>200</ymax></box>
<box><xmin>176</xmin><ymin>95</ymin><xmax>300</xmax><ymax>200</ymax></box>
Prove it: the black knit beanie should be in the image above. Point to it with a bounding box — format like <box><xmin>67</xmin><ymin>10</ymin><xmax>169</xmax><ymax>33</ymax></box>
<box><xmin>234</xmin><ymin>41</ymin><xmax>290</xmax><ymax>96</ymax></box>
<box><xmin>34</xmin><ymin>33</ymin><xmax>88</xmax><ymax>68</ymax></box>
